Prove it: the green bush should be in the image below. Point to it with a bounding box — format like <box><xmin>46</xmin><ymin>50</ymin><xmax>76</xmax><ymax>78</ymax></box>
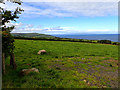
<box><xmin>112</xmin><ymin>42</ymin><xmax>117</xmax><ymax>45</ymax></box>
<box><xmin>97</xmin><ymin>40</ymin><xmax>111</xmax><ymax>44</ymax></box>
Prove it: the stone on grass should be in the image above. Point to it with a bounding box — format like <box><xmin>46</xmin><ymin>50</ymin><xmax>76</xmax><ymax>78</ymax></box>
<box><xmin>83</xmin><ymin>80</ymin><xmax>87</xmax><ymax>82</ymax></box>
<box><xmin>38</xmin><ymin>50</ymin><xmax>46</xmax><ymax>55</ymax></box>
<box><xmin>20</xmin><ymin>68</ymin><xmax>39</xmax><ymax>76</ymax></box>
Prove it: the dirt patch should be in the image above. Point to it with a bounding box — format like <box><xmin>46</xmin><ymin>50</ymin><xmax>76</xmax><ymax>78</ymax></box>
<box><xmin>49</xmin><ymin>63</ymin><xmax>73</xmax><ymax>70</ymax></box>
<box><xmin>49</xmin><ymin>57</ymin><xmax>118</xmax><ymax>88</ymax></box>
<box><xmin>102</xmin><ymin>58</ymin><xmax>118</xmax><ymax>63</ymax></box>
<box><xmin>73</xmin><ymin>60</ymin><xmax>118</xmax><ymax>88</ymax></box>
<box><xmin>86</xmin><ymin>64</ymin><xmax>118</xmax><ymax>88</ymax></box>
<box><xmin>106</xmin><ymin>59</ymin><xmax>118</xmax><ymax>63</ymax></box>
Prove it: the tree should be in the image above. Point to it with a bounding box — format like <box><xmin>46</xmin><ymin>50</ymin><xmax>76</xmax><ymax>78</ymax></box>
<box><xmin>1</xmin><ymin>0</ymin><xmax>24</xmax><ymax>74</ymax></box>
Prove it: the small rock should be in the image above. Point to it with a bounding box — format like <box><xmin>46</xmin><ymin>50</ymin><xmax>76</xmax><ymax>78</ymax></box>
<box><xmin>87</xmin><ymin>82</ymin><xmax>90</xmax><ymax>85</ymax></box>
<box><xmin>38</xmin><ymin>50</ymin><xmax>46</xmax><ymax>55</ymax></box>
<box><xmin>83</xmin><ymin>80</ymin><xmax>86</xmax><ymax>82</ymax></box>
<box><xmin>20</xmin><ymin>68</ymin><xmax>39</xmax><ymax>76</ymax></box>
<box><xmin>31</xmin><ymin>68</ymin><xmax>39</xmax><ymax>72</ymax></box>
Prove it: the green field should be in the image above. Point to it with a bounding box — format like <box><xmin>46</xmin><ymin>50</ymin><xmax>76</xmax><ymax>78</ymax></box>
<box><xmin>3</xmin><ymin>39</ymin><xmax>118</xmax><ymax>88</ymax></box>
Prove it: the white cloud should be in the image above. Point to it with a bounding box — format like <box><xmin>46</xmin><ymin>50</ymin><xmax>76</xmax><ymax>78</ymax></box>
<box><xmin>10</xmin><ymin>23</ymin><xmax>117</xmax><ymax>34</ymax></box>
<box><xmin>5</xmin><ymin>22</ymin><xmax>23</xmax><ymax>29</ymax></box>
<box><xmin>25</xmin><ymin>2</ymin><xmax>118</xmax><ymax>17</ymax></box>
<box><xmin>43</xmin><ymin>2</ymin><xmax>118</xmax><ymax>17</ymax></box>
<box><xmin>10</xmin><ymin>22</ymin><xmax>116</xmax><ymax>34</ymax></box>
<box><xmin>1</xmin><ymin>1</ymin><xmax>118</xmax><ymax>17</ymax></box>
<box><xmin>0</xmin><ymin>1</ymin><xmax>20</xmax><ymax>11</ymax></box>
<box><xmin>25</xmin><ymin>24</ymin><xmax>33</xmax><ymax>28</ymax></box>
<box><xmin>10</xmin><ymin>23</ymin><xmax>71</xmax><ymax>33</ymax></box>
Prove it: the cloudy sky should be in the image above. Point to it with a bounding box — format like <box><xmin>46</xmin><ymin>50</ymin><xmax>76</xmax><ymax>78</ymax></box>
<box><xmin>1</xmin><ymin>0</ymin><xmax>119</xmax><ymax>34</ymax></box>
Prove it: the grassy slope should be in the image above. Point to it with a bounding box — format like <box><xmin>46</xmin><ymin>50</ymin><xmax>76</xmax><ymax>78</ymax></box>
<box><xmin>3</xmin><ymin>40</ymin><xmax>118</xmax><ymax>88</ymax></box>
<box><xmin>11</xmin><ymin>33</ymin><xmax>55</xmax><ymax>38</ymax></box>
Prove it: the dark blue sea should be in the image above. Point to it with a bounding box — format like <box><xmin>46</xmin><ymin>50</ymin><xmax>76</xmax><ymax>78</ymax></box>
<box><xmin>52</xmin><ymin>34</ymin><xmax>119</xmax><ymax>42</ymax></box>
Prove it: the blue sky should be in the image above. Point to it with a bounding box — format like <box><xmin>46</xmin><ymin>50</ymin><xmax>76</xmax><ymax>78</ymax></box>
<box><xmin>1</xmin><ymin>0</ymin><xmax>118</xmax><ymax>34</ymax></box>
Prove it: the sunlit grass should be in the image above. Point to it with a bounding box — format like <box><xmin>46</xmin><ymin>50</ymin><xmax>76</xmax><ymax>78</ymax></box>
<box><xmin>3</xmin><ymin>39</ymin><xmax>118</xmax><ymax>88</ymax></box>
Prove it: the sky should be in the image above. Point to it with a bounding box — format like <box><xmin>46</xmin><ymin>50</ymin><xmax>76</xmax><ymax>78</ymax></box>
<box><xmin>0</xmin><ymin>0</ymin><xmax>119</xmax><ymax>34</ymax></box>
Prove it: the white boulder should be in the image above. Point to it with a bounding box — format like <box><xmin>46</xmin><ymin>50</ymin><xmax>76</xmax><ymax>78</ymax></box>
<box><xmin>38</xmin><ymin>50</ymin><xmax>46</xmax><ymax>55</ymax></box>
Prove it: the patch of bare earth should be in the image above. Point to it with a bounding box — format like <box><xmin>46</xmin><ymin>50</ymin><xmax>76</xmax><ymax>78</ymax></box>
<box><xmin>49</xmin><ymin>57</ymin><xmax>118</xmax><ymax>88</ymax></box>
<box><xmin>49</xmin><ymin>63</ymin><xmax>73</xmax><ymax>70</ymax></box>
<box><xmin>75</xmin><ymin>58</ymin><xmax>118</xmax><ymax>88</ymax></box>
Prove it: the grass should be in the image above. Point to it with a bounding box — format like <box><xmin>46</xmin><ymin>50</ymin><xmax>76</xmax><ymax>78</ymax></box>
<box><xmin>3</xmin><ymin>39</ymin><xmax>118</xmax><ymax>88</ymax></box>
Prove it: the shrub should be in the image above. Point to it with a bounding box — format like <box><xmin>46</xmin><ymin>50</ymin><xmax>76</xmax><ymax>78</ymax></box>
<box><xmin>97</xmin><ymin>40</ymin><xmax>111</xmax><ymax>44</ymax></box>
<box><xmin>112</xmin><ymin>42</ymin><xmax>117</xmax><ymax>45</ymax></box>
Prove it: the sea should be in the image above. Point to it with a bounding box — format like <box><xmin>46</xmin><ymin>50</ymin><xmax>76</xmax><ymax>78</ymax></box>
<box><xmin>52</xmin><ymin>34</ymin><xmax>119</xmax><ymax>42</ymax></box>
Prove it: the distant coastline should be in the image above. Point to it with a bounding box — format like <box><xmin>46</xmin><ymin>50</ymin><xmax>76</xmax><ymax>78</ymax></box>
<box><xmin>12</xmin><ymin>33</ymin><xmax>119</xmax><ymax>45</ymax></box>
<box><xmin>52</xmin><ymin>34</ymin><xmax>119</xmax><ymax>42</ymax></box>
